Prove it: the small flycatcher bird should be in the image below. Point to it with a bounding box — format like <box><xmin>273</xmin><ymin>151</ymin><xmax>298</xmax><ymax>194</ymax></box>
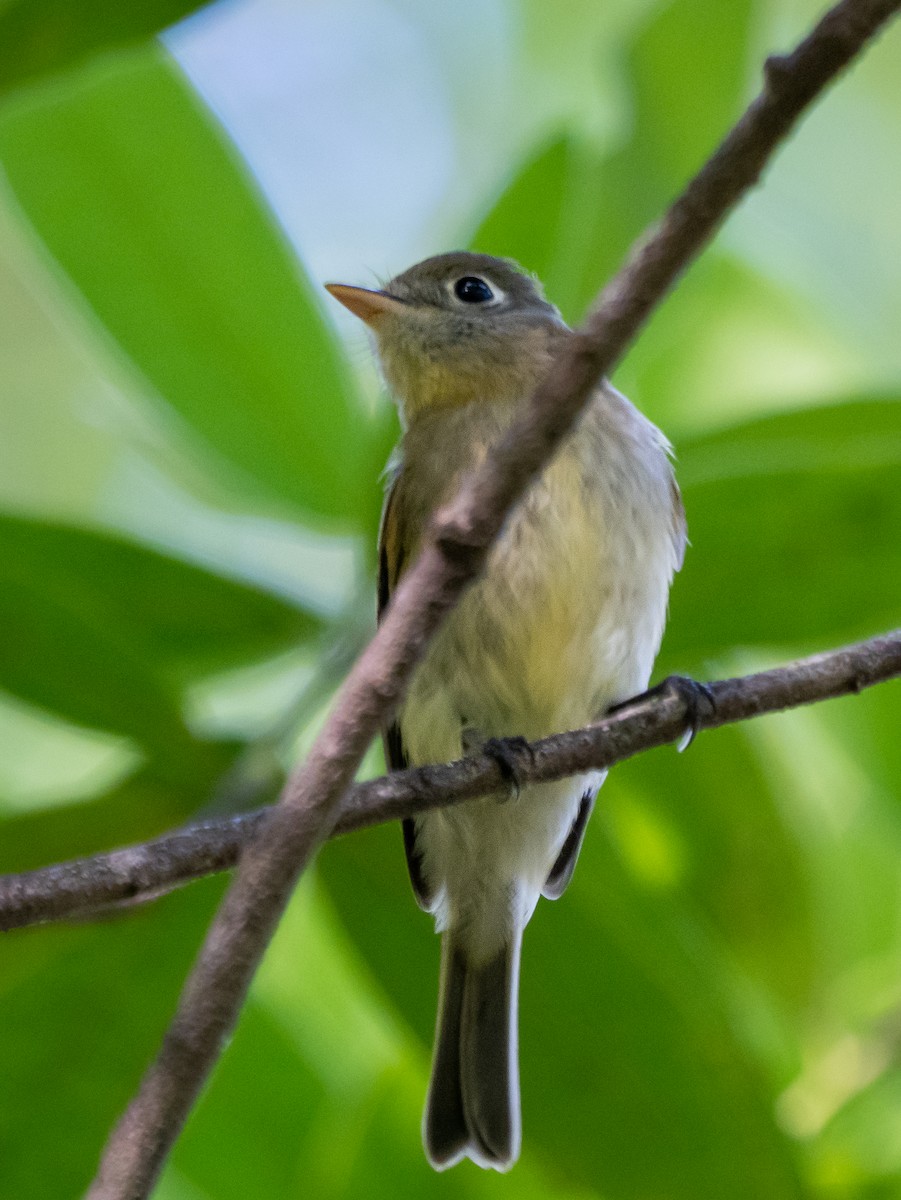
<box><xmin>326</xmin><ymin>253</ymin><xmax>685</xmax><ymax>1172</ymax></box>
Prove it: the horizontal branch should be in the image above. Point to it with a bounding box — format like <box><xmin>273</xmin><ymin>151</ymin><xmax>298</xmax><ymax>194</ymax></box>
<box><xmin>3</xmin><ymin>630</ymin><xmax>898</xmax><ymax>935</ymax></box>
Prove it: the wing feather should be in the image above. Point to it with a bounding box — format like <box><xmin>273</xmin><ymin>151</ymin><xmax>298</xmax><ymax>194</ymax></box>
<box><xmin>379</xmin><ymin>473</ymin><xmax>434</xmax><ymax>910</ymax></box>
<box><xmin>542</xmin><ymin>790</ymin><xmax>595</xmax><ymax>899</ymax></box>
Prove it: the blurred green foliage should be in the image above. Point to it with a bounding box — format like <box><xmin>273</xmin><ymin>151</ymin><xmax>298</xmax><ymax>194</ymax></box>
<box><xmin>0</xmin><ymin>47</ymin><xmax>371</xmax><ymax>521</ymax></box>
<box><xmin>0</xmin><ymin>1</ymin><xmax>899</xmax><ymax>1198</ymax></box>
<box><xmin>0</xmin><ymin>0</ymin><xmax>210</xmax><ymax>97</ymax></box>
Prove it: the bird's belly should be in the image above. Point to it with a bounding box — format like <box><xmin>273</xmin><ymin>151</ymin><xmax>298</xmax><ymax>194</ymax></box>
<box><xmin>401</xmin><ymin>454</ymin><xmax>670</xmax><ymax>767</ymax></box>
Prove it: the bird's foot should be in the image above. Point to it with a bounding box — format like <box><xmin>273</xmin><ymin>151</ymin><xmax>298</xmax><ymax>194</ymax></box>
<box><xmin>481</xmin><ymin>736</ymin><xmax>535</xmax><ymax>801</ymax></box>
<box><xmin>608</xmin><ymin>675</ymin><xmax>716</xmax><ymax>751</ymax></box>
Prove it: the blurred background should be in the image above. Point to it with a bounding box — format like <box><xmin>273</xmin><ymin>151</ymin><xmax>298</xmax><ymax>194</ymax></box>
<box><xmin>0</xmin><ymin>0</ymin><xmax>900</xmax><ymax>1196</ymax></box>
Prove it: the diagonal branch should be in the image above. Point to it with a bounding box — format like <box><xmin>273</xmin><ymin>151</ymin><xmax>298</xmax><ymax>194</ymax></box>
<box><xmin>84</xmin><ymin>3</ymin><xmax>901</xmax><ymax>1197</ymax></box>
<box><xmin>0</xmin><ymin>630</ymin><xmax>898</xmax><ymax>935</ymax></box>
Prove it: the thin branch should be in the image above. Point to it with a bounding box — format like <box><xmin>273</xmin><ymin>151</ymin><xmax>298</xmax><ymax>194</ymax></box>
<box><xmin>84</xmin><ymin>3</ymin><xmax>901</xmax><ymax>1197</ymax></box>
<box><xmin>0</xmin><ymin>631</ymin><xmax>898</xmax><ymax>935</ymax></box>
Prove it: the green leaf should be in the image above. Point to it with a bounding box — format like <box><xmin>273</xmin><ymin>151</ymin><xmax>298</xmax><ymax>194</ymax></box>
<box><xmin>613</xmin><ymin>725</ymin><xmax>815</xmax><ymax>1025</ymax></box>
<box><xmin>0</xmin><ymin>0</ymin><xmax>211</xmax><ymax>98</ymax></box>
<box><xmin>164</xmin><ymin>875</ymin><xmax>579</xmax><ymax>1200</ymax></box>
<box><xmin>811</xmin><ymin>1067</ymin><xmax>901</xmax><ymax>1187</ymax></box>
<box><xmin>319</xmin><ymin>824</ymin><xmax>440</xmax><ymax>1046</ymax></box>
<box><xmin>816</xmin><ymin>677</ymin><xmax>901</xmax><ymax>815</ymax></box>
<box><xmin>662</xmin><ymin>398</ymin><xmax>901</xmax><ymax>668</ymax></box>
<box><xmin>0</xmin><ymin>47</ymin><xmax>369</xmax><ymax>522</ymax></box>
<box><xmin>0</xmin><ymin>515</ymin><xmax>315</xmax><ymax>760</ymax></box>
<box><xmin>626</xmin><ymin>0</ymin><xmax>755</xmax><ymax>186</ymax></box>
<box><xmin>473</xmin><ymin>0</ymin><xmax>756</xmax><ymax>322</ymax></box>
<box><xmin>473</xmin><ymin>133</ymin><xmax>619</xmax><ymax>323</ymax></box>
<box><xmin>164</xmin><ymin>1001</ymin><xmax>327</xmax><ymax>1200</ymax></box>
<box><xmin>2</xmin><ymin>515</ymin><xmax>317</xmax><ymax>678</ymax></box>
<box><xmin>0</xmin><ymin>878</ymin><xmax>225</xmax><ymax>1200</ymax></box>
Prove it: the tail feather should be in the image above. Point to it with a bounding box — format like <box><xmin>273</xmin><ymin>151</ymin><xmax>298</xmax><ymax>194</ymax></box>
<box><xmin>424</xmin><ymin>931</ymin><xmax>522</xmax><ymax>1172</ymax></box>
<box><xmin>423</xmin><ymin>940</ymin><xmax>468</xmax><ymax>1168</ymax></box>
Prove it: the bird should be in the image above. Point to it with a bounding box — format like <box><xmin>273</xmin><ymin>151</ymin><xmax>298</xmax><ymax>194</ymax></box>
<box><xmin>325</xmin><ymin>252</ymin><xmax>685</xmax><ymax>1172</ymax></box>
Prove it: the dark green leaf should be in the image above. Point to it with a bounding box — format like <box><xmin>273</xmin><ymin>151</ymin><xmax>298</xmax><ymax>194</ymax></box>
<box><xmin>662</xmin><ymin>399</ymin><xmax>901</xmax><ymax>667</ymax></box>
<box><xmin>0</xmin><ymin>547</ymin><xmax>187</xmax><ymax>755</ymax></box>
<box><xmin>0</xmin><ymin>514</ymin><xmax>317</xmax><ymax>680</ymax></box>
<box><xmin>165</xmin><ymin>1001</ymin><xmax>327</xmax><ymax>1200</ymax></box>
<box><xmin>337</xmin><ymin>1067</ymin><xmax>572</xmax><ymax>1200</ymax></box>
<box><xmin>319</xmin><ymin>823</ymin><xmax>440</xmax><ymax>1045</ymax></box>
<box><xmin>0</xmin><ymin>48</ymin><xmax>370</xmax><ymax>521</ymax></box>
<box><xmin>0</xmin><ymin>515</ymin><xmax>315</xmax><ymax>758</ymax></box>
<box><xmin>0</xmin><ymin>878</ymin><xmax>225</xmax><ymax>1199</ymax></box>
<box><xmin>0</xmin><ymin>751</ymin><xmax>239</xmax><ymax>874</ymax></box>
<box><xmin>613</xmin><ymin>725</ymin><xmax>815</xmax><ymax>1027</ymax></box>
<box><xmin>0</xmin><ymin>0</ymin><xmax>211</xmax><ymax>98</ymax></box>
<box><xmin>0</xmin><ymin>516</ymin><xmax>316</xmax><ymax>768</ymax></box>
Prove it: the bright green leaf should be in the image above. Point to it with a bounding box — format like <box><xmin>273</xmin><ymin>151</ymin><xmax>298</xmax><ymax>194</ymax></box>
<box><xmin>810</xmin><ymin>1066</ymin><xmax>901</xmax><ymax>1187</ymax></box>
<box><xmin>164</xmin><ymin>1000</ymin><xmax>327</xmax><ymax>1200</ymax></box>
<box><xmin>474</xmin><ymin>0</ymin><xmax>756</xmax><ymax>322</ymax></box>
<box><xmin>627</xmin><ymin>0</ymin><xmax>755</xmax><ymax>185</ymax></box>
<box><xmin>0</xmin><ymin>47</ymin><xmax>369</xmax><ymax>521</ymax></box>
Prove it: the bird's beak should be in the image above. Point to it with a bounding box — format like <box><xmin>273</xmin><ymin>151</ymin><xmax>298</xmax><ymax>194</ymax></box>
<box><xmin>324</xmin><ymin>283</ymin><xmax>407</xmax><ymax>327</ymax></box>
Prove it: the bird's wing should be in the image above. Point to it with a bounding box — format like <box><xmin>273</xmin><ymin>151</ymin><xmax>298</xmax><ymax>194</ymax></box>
<box><xmin>541</xmin><ymin>789</ymin><xmax>596</xmax><ymax>899</ymax></box>
<box><xmin>670</xmin><ymin>474</ymin><xmax>688</xmax><ymax>572</ymax></box>
<box><xmin>378</xmin><ymin>472</ymin><xmax>434</xmax><ymax>910</ymax></box>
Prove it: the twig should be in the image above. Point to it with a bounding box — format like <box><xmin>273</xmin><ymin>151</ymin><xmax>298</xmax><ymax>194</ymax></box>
<box><xmin>0</xmin><ymin>631</ymin><xmax>898</xmax><ymax>935</ymax></box>
<box><xmin>84</xmin><ymin>3</ymin><xmax>901</xmax><ymax>1196</ymax></box>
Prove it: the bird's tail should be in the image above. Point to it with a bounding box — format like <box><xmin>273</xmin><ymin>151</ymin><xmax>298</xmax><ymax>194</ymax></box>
<box><xmin>423</xmin><ymin>927</ymin><xmax>522</xmax><ymax>1171</ymax></box>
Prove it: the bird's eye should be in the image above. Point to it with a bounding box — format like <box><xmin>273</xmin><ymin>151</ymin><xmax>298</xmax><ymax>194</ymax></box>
<box><xmin>453</xmin><ymin>276</ymin><xmax>494</xmax><ymax>304</ymax></box>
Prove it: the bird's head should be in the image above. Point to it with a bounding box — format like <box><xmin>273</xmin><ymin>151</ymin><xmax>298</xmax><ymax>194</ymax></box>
<box><xmin>326</xmin><ymin>252</ymin><xmax>565</xmax><ymax>421</ymax></box>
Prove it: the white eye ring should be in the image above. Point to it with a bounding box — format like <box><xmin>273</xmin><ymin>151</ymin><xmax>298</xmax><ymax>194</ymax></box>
<box><xmin>447</xmin><ymin>275</ymin><xmax>505</xmax><ymax>307</ymax></box>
